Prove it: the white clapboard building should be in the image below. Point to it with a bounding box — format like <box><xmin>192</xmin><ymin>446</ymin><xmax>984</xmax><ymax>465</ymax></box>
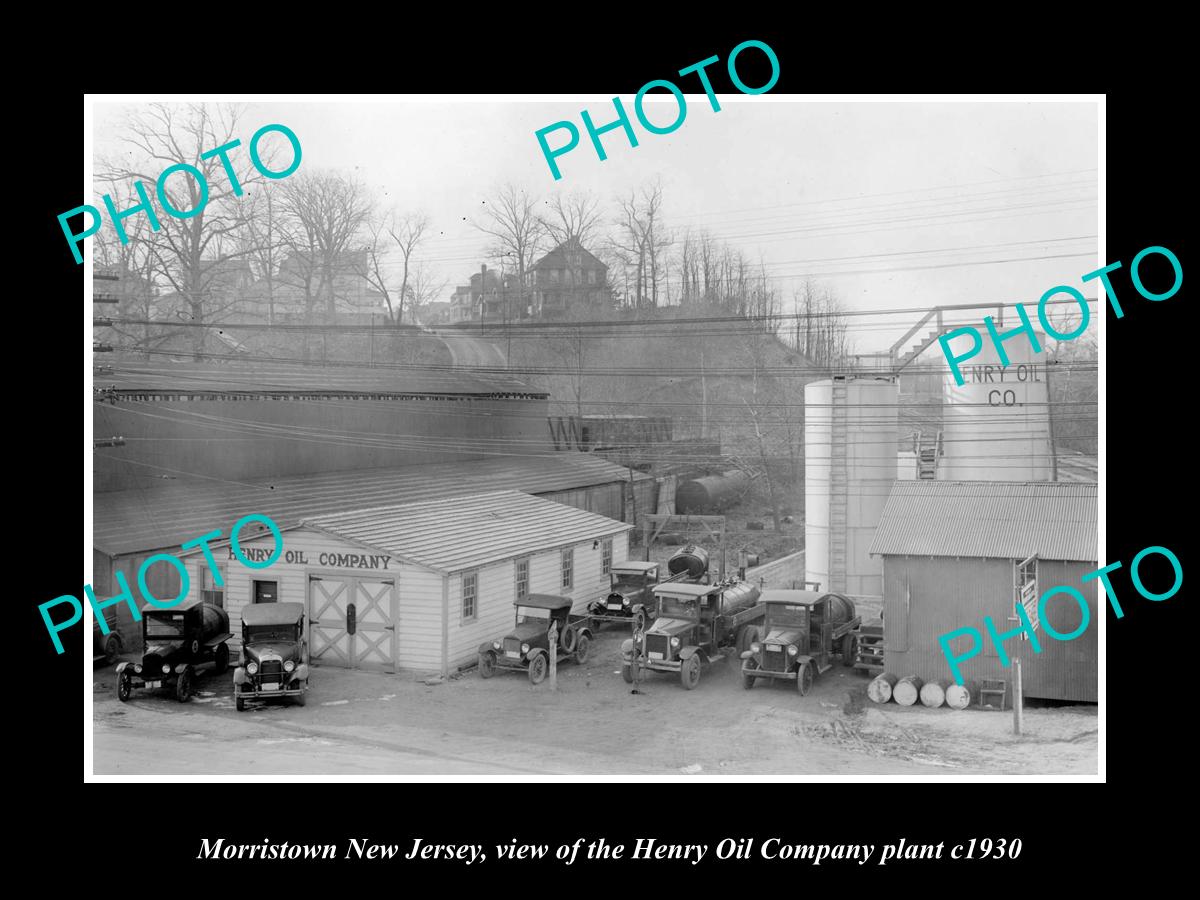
<box><xmin>180</xmin><ymin>490</ymin><xmax>633</xmax><ymax>676</ymax></box>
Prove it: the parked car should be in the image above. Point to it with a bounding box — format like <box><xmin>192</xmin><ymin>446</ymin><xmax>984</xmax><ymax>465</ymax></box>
<box><xmin>92</xmin><ymin>609</ymin><xmax>123</xmax><ymax>665</ymax></box>
<box><xmin>587</xmin><ymin>561</ymin><xmax>690</xmax><ymax>630</ymax></box>
<box><xmin>621</xmin><ymin>578</ymin><xmax>763</xmax><ymax>689</ymax></box>
<box><xmin>739</xmin><ymin>590</ymin><xmax>862</xmax><ymax>695</ymax></box>
<box><xmin>478</xmin><ymin>594</ymin><xmax>594</xmax><ymax>685</ymax></box>
<box><xmin>115</xmin><ymin>599</ymin><xmax>232</xmax><ymax>702</ymax></box>
<box><xmin>233</xmin><ymin>602</ymin><xmax>309</xmax><ymax>711</ymax></box>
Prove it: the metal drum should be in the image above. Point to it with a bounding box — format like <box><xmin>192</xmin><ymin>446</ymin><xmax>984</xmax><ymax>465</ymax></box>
<box><xmin>668</xmin><ymin>544</ymin><xmax>710</xmax><ymax>579</ymax></box>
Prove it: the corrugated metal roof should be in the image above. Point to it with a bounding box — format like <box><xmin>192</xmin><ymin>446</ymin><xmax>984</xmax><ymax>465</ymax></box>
<box><xmin>94</xmin><ymin>454</ymin><xmax>648</xmax><ymax>557</ymax></box>
<box><xmin>305</xmin><ymin>491</ymin><xmax>632</xmax><ymax>574</ymax></box>
<box><xmin>869</xmin><ymin>481</ymin><xmax>1097</xmax><ymax>562</ymax></box>
<box><xmin>99</xmin><ymin>361</ymin><xmax>544</xmax><ymax>398</ymax></box>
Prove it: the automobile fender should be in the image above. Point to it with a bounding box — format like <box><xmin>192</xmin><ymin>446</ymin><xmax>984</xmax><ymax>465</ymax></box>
<box><xmin>294</xmin><ymin>663</ymin><xmax>309</xmax><ymax>682</ymax></box>
<box><xmin>115</xmin><ymin>661</ymin><xmax>131</xmax><ymax>675</ymax></box>
<box><xmin>739</xmin><ymin>650</ymin><xmax>756</xmax><ymax>660</ymax></box>
<box><xmin>630</xmin><ymin>603</ymin><xmax>646</xmax><ymax>618</ymax></box>
<box><xmin>678</xmin><ymin>646</ymin><xmax>707</xmax><ymax>664</ymax></box>
<box><xmin>525</xmin><ymin>647</ymin><xmax>548</xmax><ymax>665</ymax></box>
<box><xmin>795</xmin><ymin>654</ymin><xmax>816</xmax><ymax>670</ymax></box>
<box><xmin>477</xmin><ymin>640</ymin><xmax>499</xmax><ymax>656</ymax></box>
<box><xmin>232</xmin><ymin>667</ymin><xmax>248</xmax><ymax>685</ymax></box>
<box><xmin>576</xmin><ymin>624</ymin><xmax>594</xmax><ymax>642</ymax></box>
<box><xmin>620</xmin><ymin>638</ymin><xmax>635</xmax><ymax>660</ymax></box>
<box><xmin>174</xmin><ymin>663</ymin><xmax>192</xmax><ymax>676</ymax></box>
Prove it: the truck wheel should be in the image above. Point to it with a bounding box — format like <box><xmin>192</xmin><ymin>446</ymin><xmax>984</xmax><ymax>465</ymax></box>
<box><xmin>633</xmin><ymin>608</ymin><xmax>647</xmax><ymax>632</ymax></box>
<box><xmin>293</xmin><ymin>689</ymin><xmax>307</xmax><ymax>707</ymax></box>
<box><xmin>741</xmin><ymin>661</ymin><xmax>759</xmax><ymax>690</ymax></box>
<box><xmin>574</xmin><ymin>634</ymin><xmax>591</xmax><ymax>665</ymax></box>
<box><xmin>797</xmin><ymin>662</ymin><xmax>814</xmax><ymax>696</ymax></box>
<box><xmin>560</xmin><ymin>624</ymin><xmax>578</xmax><ymax>654</ymax></box>
<box><xmin>235</xmin><ymin>691</ymin><xmax>246</xmax><ymax>712</ymax></box>
<box><xmin>680</xmin><ymin>655</ymin><xmax>701</xmax><ymax>690</ymax></box>
<box><xmin>528</xmin><ymin>653</ymin><xmax>548</xmax><ymax>685</ymax></box>
<box><xmin>842</xmin><ymin>634</ymin><xmax>858</xmax><ymax>667</ymax></box>
<box><xmin>213</xmin><ymin>643</ymin><xmax>230</xmax><ymax>676</ymax></box>
<box><xmin>737</xmin><ymin>625</ymin><xmax>760</xmax><ymax>655</ymax></box>
<box><xmin>621</xmin><ymin>663</ymin><xmax>634</xmax><ymax>684</ymax></box>
<box><xmin>103</xmin><ymin>634</ymin><xmax>121</xmax><ymax>665</ymax></box>
<box><xmin>478</xmin><ymin>651</ymin><xmax>497</xmax><ymax>678</ymax></box>
<box><xmin>175</xmin><ymin>668</ymin><xmax>194</xmax><ymax>702</ymax></box>
<box><xmin>116</xmin><ymin>670</ymin><xmax>132</xmax><ymax>702</ymax></box>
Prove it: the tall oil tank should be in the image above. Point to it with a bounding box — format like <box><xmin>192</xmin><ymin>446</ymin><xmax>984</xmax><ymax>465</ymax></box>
<box><xmin>804</xmin><ymin>377</ymin><xmax>899</xmax><ymax>599</ymax></box>
<box><xmin>940</xmin><ymin>324</ymin><xmax>1052</xmax><ymax>480</ymax></box>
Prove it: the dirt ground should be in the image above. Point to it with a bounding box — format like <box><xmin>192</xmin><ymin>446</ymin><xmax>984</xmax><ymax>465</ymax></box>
<box><xmin>92</xmin><ymin>626</ymin><xmax>1096</xmax><ymax>777</ymax></box>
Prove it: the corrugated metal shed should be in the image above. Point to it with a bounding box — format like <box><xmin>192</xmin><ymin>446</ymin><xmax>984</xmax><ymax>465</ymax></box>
<box><xmin>93</xmin><ymin>454</ymin><xmax>650</xmax><ymax>557</ymax></box>
<box><xmin>869</xmin><ymin>481</ymin><xmax>1097</xmax><ymax>562</ymax></box>
<box><xmin>304</xmin><ymin>490</ymin><xmax>632</xmax><ymax>574</ymax></box>
<box><xmin>101</xmin><ymin>361</ymin><xmax>544</xmax><ymax>398</ymax></box>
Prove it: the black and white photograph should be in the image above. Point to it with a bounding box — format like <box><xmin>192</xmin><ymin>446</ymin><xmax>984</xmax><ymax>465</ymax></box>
<box><xmin>81</xmin><ymin>93</ymin><xmax>1103</xmax><ymax>780</ymax></box>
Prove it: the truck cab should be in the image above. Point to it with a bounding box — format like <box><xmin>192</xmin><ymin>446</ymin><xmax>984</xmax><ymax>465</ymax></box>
<box><xmin>740</xmin><ymin>590</ymin><xmax>861</xmax><ymax>696</ymax></box>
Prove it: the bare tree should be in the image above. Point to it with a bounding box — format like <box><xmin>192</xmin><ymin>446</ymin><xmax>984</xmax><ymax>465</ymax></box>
<box><xmin>542</xmin><ymin>191</ymin><xmax>603</xmax><ymax>249</ymax></box>
<box><xmin>102</xmin><ymin>103</ymin><xmax>275</xmax><ymax>360</ymax></box>
<box><xmin>364</xmin><ymin>211</ymin><xmax>431</xmax><ymax>325</ymax></box>
<box><xmin>612</xmin><ymin>180</ymin><xmax>670</xmax><ymax>309</ymax></box>
<box><xmin>234</xmin><ymin>187</ymin><xmax>287</xmax><ymax>325</ymax></box>
<box><xmin>474</xmin><ymin>184</ymin><xmax>547</xmax><ymax>322</ymax></box>
<box><xmin>792</xmin><ymin>279</ymin><xmax>851</xmax><ymax>368</ymax></box>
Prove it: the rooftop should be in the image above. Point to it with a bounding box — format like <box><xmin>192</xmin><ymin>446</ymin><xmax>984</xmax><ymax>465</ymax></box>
<box><xmin>760</xmin><ymin>590</ymin><xmax>824</xmax><ymax>606</ymax></box>
<box><xmin>304</xmin><ymin>491</ymin><xmax>632</xmax><ymax>574</ymax></box>
<box><xmin>95</xmin><ymin>454</ymin><xmax>650</xmax><ymax>557</ymax></box>
<box><xmin>869</xmin><ymin>481</ymin><xmax>1098</xmax><ymax>562</ymax></box>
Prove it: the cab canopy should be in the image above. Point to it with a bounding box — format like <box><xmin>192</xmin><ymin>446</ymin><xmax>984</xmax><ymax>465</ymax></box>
<box><xmin>241</xmin><ymin>602</ymin><xmax>305</xmax><ymax>627</ymax></box>
<box><xmin>612</xmin><ymin>561</ymin><xmax>658</xmax><ymax>575</ymax></box>
<box><xmin>759</xmin><ymin>589</ymin><xmax>823</xmax><ymax>607</ymax></box>
<box><xmin>514</xmin><ymin>593</ymin><xmax>574</xmax><ymax>611</ymax></box>
<box><xmin>140</xmin><ymin>596</ymin><xmax>205</xmax><ymax>616</ymax></box>
<box><xmin>653</xmin><ymin>582</ymin><xmax>716</xmax><ymax>600</ymax></box>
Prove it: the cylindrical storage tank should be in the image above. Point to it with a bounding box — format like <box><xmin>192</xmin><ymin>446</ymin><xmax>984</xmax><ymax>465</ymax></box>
<box><xmin>820</xmin><ymin>592</ymin><xmax>857</xmax><ymax>629</ymax></box>
<box><xmin>940</xmin><ymin>322</ymin><xmax>1052</xmax><ymax>480</ymax></box>
<box><xmin>675</xmin><ymin>470</ymin><xmax>752</xmax><ymax>513</ymax></box>
<box><xmin>804</xmin><ymin>378</ymin><xmax>899</xmax><ymax>598</ymax></box>
<box><xmin>668</xmin><ymin>545</ymin><xmax>710</xmax><ymax>579</ymax></box>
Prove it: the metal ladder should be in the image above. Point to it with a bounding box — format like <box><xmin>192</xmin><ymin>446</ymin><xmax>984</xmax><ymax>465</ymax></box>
<box><xmin>829</xmin><ymin>379</ymin><xmax>849</xmax><ymax>591</ymax></box>
<box><xmin>917</xmin><ymin>429</ymin><xmax>942</xmax><ymax>480</ymax></box>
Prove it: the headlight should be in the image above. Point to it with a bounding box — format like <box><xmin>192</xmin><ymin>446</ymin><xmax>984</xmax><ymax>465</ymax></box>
<box><xmin>284</xmin><ymin>660</ymin><xmax>296</xmax><ymax>672</ymax></box>
<box><xmin>787</xmin><ymin>645</ymin><xmax>799</xmax><ymax>656</ymax></box>
<box><xmin>162</xmin><ymin>664</ymin><xmax>171</xmax><ymax>674</ymax></box>
<box><xmin>622</xmin><ymin>597</ymin><xmax>631</xmax><ymax>607</ymax></box>
<box><xmin>670</xmin><ymin>637</ymin><xmax>681</xmax><ymax>648</ymax></box>
<box><xmin>134</xmin><ymin>664</ymin><xmax>142</xmax><ymax>674</ymax></box>
<box><xmin>521</xmin><ymin>643</ymin><xmax>530</xmax><ymax>654</ymax></box>
<box><xmin>492</xmin><ymin>641</ymin><xmax>501</xmax><ymax>651</ymax></box>
<box><xmin>750</xmin><ymin>642</ymin><xmax>761</xmax><ymax>653</ymax></box>
<box><xmin>247</xmin><ymin>662</ymin><xmax>259</xmax><ymax>675</ymax></box>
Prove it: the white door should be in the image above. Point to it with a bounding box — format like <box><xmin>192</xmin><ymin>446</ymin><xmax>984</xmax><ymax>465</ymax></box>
<box><xmin>308</xmin><ymin>573</ymin><xmax>397</xmax><ymax>670</ymax></box>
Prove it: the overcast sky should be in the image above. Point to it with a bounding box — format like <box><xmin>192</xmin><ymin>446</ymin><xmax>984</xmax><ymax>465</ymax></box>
<box><xmin>93</xmin><ymin>98</ymin><xmax>1098</xmax><ymax>353</ymax></box>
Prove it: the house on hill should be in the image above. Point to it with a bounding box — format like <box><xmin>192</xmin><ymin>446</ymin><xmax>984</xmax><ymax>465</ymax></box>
<box><xmin>526</xmin><ymin>239</ymin><xmax>613</xmax><ymax>320</ymax></box>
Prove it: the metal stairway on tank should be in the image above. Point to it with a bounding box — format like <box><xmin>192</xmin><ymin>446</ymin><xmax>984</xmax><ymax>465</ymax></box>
<box><xmin>829</xmin><ymin>378</ymin><xmax>849</xmax><ymax>592</ymax></box>
<box><xmin>916</xmin><ymin>430</ymin><xmax>942</xmax><ymax>480</ymax></box>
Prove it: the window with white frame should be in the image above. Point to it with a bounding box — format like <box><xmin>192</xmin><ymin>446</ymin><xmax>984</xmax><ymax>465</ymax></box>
<box><xmin>515</xmin><ymin>557</ymin><xmax>530</xmax><ymax>602</ymax></box>
<box><xmin>462</xmin><ymin>571</ymin><xmax>478</xmax><ymax>621</ymax></box>
<box><xmin>601</xmin><ymin>539</ymin><xmax>613</xmax><ymax>576</ymax></box>
<box><xmin>561</xmin><ymin>547</ymin><xmax>574</xmax><ymax>590</ymax></box>
<box><xmin>199</xmin><ymin>561</ymin><xmax>225</xmax><ymax>608</ymax></box>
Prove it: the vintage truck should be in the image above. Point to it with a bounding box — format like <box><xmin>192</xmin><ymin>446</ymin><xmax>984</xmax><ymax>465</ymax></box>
<box><xmin>587</xmin><ymin>560</ymin><xmax>691</xmax><ymax>630</ymax></box>
<box><xmin>620</xmin><ymin>578</ymin><xmax>763</xmax><ymax>690</ymax></box>
<box><xmin>115</xmin><ymin>599</ymin><xmax>232</xmax><ymax>702</ymax></box>
<box><xmin>478</xmin><ymin>594</ymin><xmax>595</xmax><ymax>685</ymax></box>
<box><xmin>739</xmin><ymin>590</ymin><xmax>861</xmax><ymax>695</ymax></box>
<box><xmin>234</xmin><ymin>602</ymin><xmax>310</xmax><ymax>710</ymax></box>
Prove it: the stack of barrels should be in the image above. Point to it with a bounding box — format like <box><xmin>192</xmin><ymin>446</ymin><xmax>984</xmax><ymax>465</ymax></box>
<box><xmin>867</xmin><ymin>673</ymin><xmax>980</xmax><ymax>710</ymax></box>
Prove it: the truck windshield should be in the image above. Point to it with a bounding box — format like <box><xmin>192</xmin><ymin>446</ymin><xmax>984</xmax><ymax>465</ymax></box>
<box><xmin>245</xmin><ymin>627</ymin><xmax>296</xmax><ymax>643</ymax></box>
<box><xmin>768</xmin><ymin>604</ymin><xmax>808</xmax><ymax>628</ymax></box>
<box><xmin>145</xmin><ymin>618</ymin><xmax>185</xmax><ymax>638</ymax></box>
<box><xmin>516</xmin><ymin>607</ymin><xmax>553</xmax><ymax>624</ymax></box>
<box><xmin>658</xmin><ymin>595</ymin><xmax>699</xmax><ymax>618</ymax></box>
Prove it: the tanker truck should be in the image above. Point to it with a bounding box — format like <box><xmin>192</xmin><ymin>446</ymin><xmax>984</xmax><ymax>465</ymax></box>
<box><xmin>589</xmin><ymin>544</ymin><xmax>711</xmax><ymax>630</ymax></box>
<box><xmin>621</xmin><ymin>576</ymin><xmax>763</xmax><ymax>690</ymax></box>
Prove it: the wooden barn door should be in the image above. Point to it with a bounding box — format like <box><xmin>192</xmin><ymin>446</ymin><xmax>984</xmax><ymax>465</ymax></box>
<box><xmin>308</xmin><ymin>573</ymin><xmax>398</xmax><ymax>671</ymax></box>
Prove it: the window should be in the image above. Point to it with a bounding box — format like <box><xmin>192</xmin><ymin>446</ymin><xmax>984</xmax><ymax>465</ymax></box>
<box><xmin>587</xmin><ymin>269</ymin><xmax>597</xmax><ymax>285</ymax></box>
<box><xmin>253</xmin><ymin>580</ymin><xmax>278</xmax><ymax>604</ymax></box>
<box><xmin>550</xmin><ymin>269</ymin><xmax>560</xmax><ymax>284</ymax></box>
<box><xmin>462</xmin><ymin>572</ymin><xmax>478</xmax><ymax>621</ymax></box>
<box><xmin>601</xmin><ymin>539</ymin><xmax>613</xmax><ymax>576</ymax></box>
<box><xmin>199</xmin><ymin>561</ymin><xmax>225</xmax><ymax>608</ymax></box>
<box><xmin>515</xmin><ymin>557</ymin><xmax>530</xmax><ymax>602</ymax></box>
<box><xmin>561</xmin><ymin>547</ymin><xmax>574</xmax><ymax>590</ymax></box>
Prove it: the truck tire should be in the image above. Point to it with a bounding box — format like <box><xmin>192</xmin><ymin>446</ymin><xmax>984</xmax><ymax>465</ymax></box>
<box><xmin>213</xmin><ymin>643</ymin><xmax>230</xmax><ymax>676</ymax></box>
<box><xmin>842</xmin><ymin>634</ymin><xmax>858</xmax><ymax>667</ymax></box>
<box><xmin>680</xmin><ymin>655</ymin><xmax>701</xmax><ymax>690</ymax></box>
<box><xmin>235</xmin><ymin>689</ymin><xmax>246</xmax><ymax>712</ymax></box>
<box><xmin>797</xmin><ymin>662</ymin><xmax>814</xmax><ymax>697</ymax></box>
<box><xmin>103</xmin><ymin>633</ymin><xmax>121</xmax><ymax>665</ymax></box>
<box><xmin>116</xmin><ymin>670</ymin><xmax>132</xmax><ymax>702</ymax></box>
<box><xmin>737</xmin><ymin>625</ymin><xmax>760</xmax><ymax>655</ymax></box>
<box><xmin>633</xmin><ymin>608</ymin><xmax>648</xmax><ymax>632</ymax></box>
<box><xmin>175</xmin><ymin>667</ymin><xmax>193</xmax><ymax>702</ymax></box>
<box><xmin>741</xmin><ymin>661</ymin><xmax>759</xmax><ymax>690</ymax></box>
<box><xmin>621</xmin><ymin>663</ymin><xmax>634</xmax><ymax>684</ymax></box>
